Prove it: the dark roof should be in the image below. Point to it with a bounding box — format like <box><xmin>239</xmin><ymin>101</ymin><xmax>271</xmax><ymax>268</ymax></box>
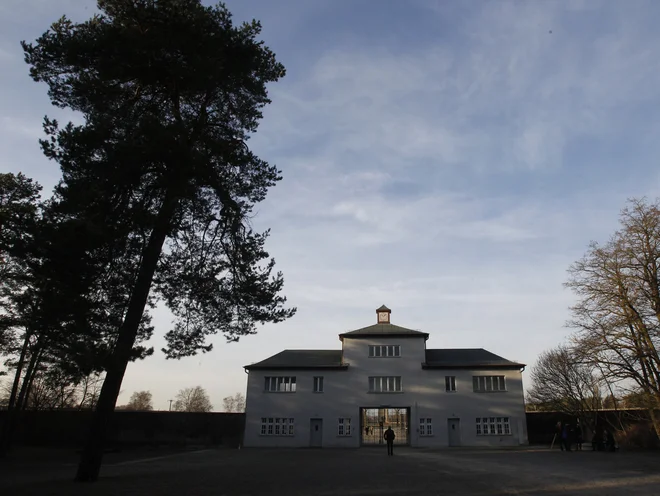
<box><xmin>244</xmin><ymin>350</ymin><xmax>347</xmax><ymax>370</ymax></box>
<box><xmin>339</xmin><ymin>323</ymin><xmax>429</xmax><ymax>339</ymax></box>
<box><xmin>376</xmin><ymin>305</ymin><xmax>391</xmax><ymax>312</ymax></box>
<box><xmin>423</xmin><ymin>348</ymin><xmax>524</xmax><ymax>369</ymax></box>
<box><xmin>244</xmin><ymin>347</ymin><xmax>524</xmax><ymax>371</ymax></box>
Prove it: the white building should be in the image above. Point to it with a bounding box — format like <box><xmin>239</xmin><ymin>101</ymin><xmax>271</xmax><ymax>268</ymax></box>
<box><xmin>243</xmin><ymin>306</ymin><xmax>528</xmax><ymax>448</ymax></box>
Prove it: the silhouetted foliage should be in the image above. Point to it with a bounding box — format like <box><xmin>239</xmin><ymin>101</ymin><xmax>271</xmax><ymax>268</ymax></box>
<box><xmin>0</xmin><ymin>171</ymin><xmax>153</xmax><ymax>455</ymax></box>
<box><xmin>22</xmin><ymin>0</ymin><xmax>293</xmax><ymax>481</ymax></box>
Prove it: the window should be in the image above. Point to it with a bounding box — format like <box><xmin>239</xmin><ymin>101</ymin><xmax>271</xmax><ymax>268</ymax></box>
<box><xmin>261</xmin><ymin>417</ymin><xmax>294</xmax><ymax>436</ymax></box>
<box><xmin>472</xmin><ymin>375</ymin><xmax>506</xmax><ymax>392</ymax></box>
<box><xmin>313</xmin><ymin>376</ymin><xmax>324</xmax><ymax>393</ymax></box>
<box><xmin>264</xmin><ymin>376</ymin><xmax>297</xmax><ymax>392</ymax></box>
<box><xmin>445</xmin><ymin>376</ymin><xmax>456</xmax><ymax>392</ymax></box>
<box><xmin>476</xmin><ymin>417</ymin><xmax>510</xmax><ymax>436</ymax></box>
<box><xmin>368</xmin><ymin>376</ymin><xmax>402</xmax><ymax>392</ymax></box>
<box><xmin>419</xmin><ymin>418</ymin><xmax>433</xmax><ymax>436</ymax></box>
<box><xmin>368</xmin><ymin>345</ymin><xmax>401</xmax><ymax>357</ymax></box>
<box><xmin>338</xmin><ymin>418</ymin><xmax>352</xmax><ymax>436</ymax></box>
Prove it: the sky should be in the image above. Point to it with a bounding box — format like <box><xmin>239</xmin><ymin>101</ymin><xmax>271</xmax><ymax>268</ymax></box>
<box><xmin>2</xmin><ymin>0</ymin><xmax>660</xmax><ymax>410</ymax></box>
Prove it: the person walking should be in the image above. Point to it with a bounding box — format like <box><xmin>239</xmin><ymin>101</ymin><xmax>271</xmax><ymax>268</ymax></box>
<box><xmin>384</xmin><ymin>426</ymin><xmax>395</xmax><ymax>456</ymax></box>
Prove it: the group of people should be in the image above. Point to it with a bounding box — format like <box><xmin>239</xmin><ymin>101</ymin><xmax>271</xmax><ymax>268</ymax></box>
<box><xmin>555</xmin><ymin>421</ymin><xmax>617</xmax><ymax>452</ymax></box>
<box><xmin>591</xmin><ymin>426</ymin><xmax>618</xmax><ymax>452</ymax></box>
<box><xmin>556</xmin><ymin>421</ymin><xmax>583</xmax><ymax>451</ymax></box>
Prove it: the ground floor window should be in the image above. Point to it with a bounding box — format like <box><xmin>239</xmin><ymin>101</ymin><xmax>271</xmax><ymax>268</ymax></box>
<box><xmin>261</xmin><ymin>417</ymin><xmax>294</xmax><ymax>436</ymax></box>
<box><xmin>419</xmin><ymin>418</ymin><xmax>433</xmax><ymax>436</ymax></box>
<box><xmin>476</xmin><ymin>417</ymin><xmax>510</xmax><ymax>435</ymax></box>
<box><xmin>338</xmin><ymin>418</ymin><xmax>352</xmax><ymax>436</ymax></box>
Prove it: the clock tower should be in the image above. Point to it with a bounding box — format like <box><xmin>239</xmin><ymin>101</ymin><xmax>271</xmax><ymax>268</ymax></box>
<box><xmin>376</xmin><ymin>304</ymin><xmax>391</xmax><ymax>324</ymax></box>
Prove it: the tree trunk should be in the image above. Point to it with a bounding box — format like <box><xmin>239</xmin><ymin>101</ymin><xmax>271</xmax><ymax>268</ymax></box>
<box><xmin>0</xmin><ymin>336</ymin><xmax>43</xmax><ymax>455</ymax></box>
<box><xmin>17</xmin><ymin>343</ymin><xmax>45</xmax><ymax>411</ymax></box>
<box><xmin>650</xmin><ymin>396</ymin><xmax>660</xmax><ymax>440</ymax></box>
<box><xmin>75</xmin><ymin>193</ymin><xmax>178</xmax><ymax>482</ymax></box>
<box><xmin>0</xmin><ymin>330</ymin><xmax>31</xmax><ymax>456</ymax></box>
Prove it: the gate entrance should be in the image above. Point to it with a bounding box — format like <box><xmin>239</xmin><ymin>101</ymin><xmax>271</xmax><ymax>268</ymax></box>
<box><xmin>360</xmin><ymin>407</ymin><xmax>410</xmax><ymax>446</ymax></box>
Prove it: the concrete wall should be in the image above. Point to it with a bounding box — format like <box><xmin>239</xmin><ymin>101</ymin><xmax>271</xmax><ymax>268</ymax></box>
<box><xmin>243</xmin><ymin>336</ymin><xmax>528</xmax><ymax>448</ymax></box>
<box><xmin>4</xmin><ymin>409</ymin><xmax>651</xmax><ymax>450</ymax></box>
<box><xmin>0</xmin><ymin>410</ymin><xmax>245</xmax><ymax>449</ymax></box>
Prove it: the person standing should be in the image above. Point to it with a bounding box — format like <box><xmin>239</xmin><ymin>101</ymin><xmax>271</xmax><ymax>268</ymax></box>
<box><xmin>384</xmin><ymin>426</ymin><xmax>395</xmax><ymax>456</ymax></box>
<box><xmin>562</xmin><ymin>423</ymin><xmax>572</xmax><ymax>452</ymax></box>
<box><xmin>575</xmin><ymin>422</ymin><xmax>583</xmax><ymax>451</ymax></box>
<box><xmin>605</xmin><ymin>430</ymin><xmax>617</xmax><ymax>452</ymax></box>
<box><xmin>555</xmin><ymin>421</ymin><xmax>563</xmax><ymax>451</ymax></box>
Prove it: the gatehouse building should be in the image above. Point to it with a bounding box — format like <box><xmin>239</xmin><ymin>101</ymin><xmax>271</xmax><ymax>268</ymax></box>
<box><xmin>243</xmin><ymin>306</ymin><xmax>528</xmax><ymax>448</ymax></box>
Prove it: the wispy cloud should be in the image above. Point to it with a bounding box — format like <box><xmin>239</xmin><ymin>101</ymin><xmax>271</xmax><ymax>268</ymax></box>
<box><xmin>4</xmin><ymin>0</ymin><xmax>660</xmax><ymax>406</ymax></box>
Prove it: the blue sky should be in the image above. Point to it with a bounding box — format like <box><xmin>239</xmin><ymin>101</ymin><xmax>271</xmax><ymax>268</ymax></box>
<box><xmin>2</xmin><ymin>0</ymin><xmax>660</xmax><ymax>410</ymax></box>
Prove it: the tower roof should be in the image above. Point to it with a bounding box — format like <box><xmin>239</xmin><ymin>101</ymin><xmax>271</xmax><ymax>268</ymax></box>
<box><xmin>339</xmin><ymin>323</ymin><xmax>428</xmax><ymax>340</ymax></box>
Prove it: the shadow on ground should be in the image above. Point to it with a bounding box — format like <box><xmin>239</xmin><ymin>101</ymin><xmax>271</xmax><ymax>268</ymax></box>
<box><xmin>2</xmin><ymin>447</ymin><xmax>660</xmax><ymax>496</ymax></box>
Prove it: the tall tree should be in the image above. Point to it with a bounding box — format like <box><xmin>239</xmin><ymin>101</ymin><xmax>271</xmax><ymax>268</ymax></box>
<box><xmin>0</xmin><ymin>172</ymin><xmax>42</xmax><ymax>376</ymax></box>
<box><xmin>222</xmin><ymin>392</ymin><xmax>245</xmax><ymax>412</ymax></box>
<box><xmin>566</xmin><ymin>198</ymin><xmax>660</xmax><ymax>437</ymax></box>
<box><xmin>125</xmin><ymin>390</ymin><xmax>153</xmax><ymax>411</ymax></box>
<box><xmin>0</xmin><ymin>172</ymin><xmax>43</xmax><ymax>453</ymax></box>
<box><xmin>0</xmin><ymin>170</ymin><xmax>154</xmax><ymax>455</ymax></box>
<box><xmin>173</xmin><ymin>386</ymin><xmax>213</xmax><ymax>412</ymax></box>
<box><xmin>23</xmin><ymin>0</ymin><xmax>294</xmax><ymax>481</ymax></box>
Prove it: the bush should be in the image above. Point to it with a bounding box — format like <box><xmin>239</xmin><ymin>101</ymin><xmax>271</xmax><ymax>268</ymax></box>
<box><xmin>615</xmin><ymin>422</ymin><xmax>659</xmax><ymax>449</ymax></box>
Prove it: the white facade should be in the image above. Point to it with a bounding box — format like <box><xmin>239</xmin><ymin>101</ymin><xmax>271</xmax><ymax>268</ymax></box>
<box><xmin>243</xmin><ymin>307</ymin><xmax>528</xmax><ymax>448</ymax></box>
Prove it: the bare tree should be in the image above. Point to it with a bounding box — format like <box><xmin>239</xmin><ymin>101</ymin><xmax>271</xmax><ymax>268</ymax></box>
<box><xmin>222</xmin><ymin>392</ymin><xmax>245</xmax><ymax>413</ymax></box>
<box><xmin>527</xmin><ymin>345</ymin><xmax>604</xmax><ymax>431</ymax></box>
<box><xmin>76</xmin><ymin>373</ymin><xmax>104</xmax><ymax>410</ymax></box>
<box><xmin>0</xmin><ymin>380</ymin><xmax>10</xmax><ymax>409</ymax></box>
<box><xmin>125</xmin><ymin>391</ymin><xmax>153</xmax><ymax>411</ymax></box>
<box><xmin>173</xmin><ymin>386</ymin><xmax>213</xmax><ymax>413</ymax></box>
<box><xmin>566</xmin><ymin>198</ymin><xmax>660</xmax><ymax>437</ymax></box>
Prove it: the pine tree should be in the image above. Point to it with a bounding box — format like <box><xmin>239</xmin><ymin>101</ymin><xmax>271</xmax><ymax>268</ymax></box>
<box><xmin>22</xmin><ymin>0</ymin><xmax>294</xmax><ymax>481</ymax></box>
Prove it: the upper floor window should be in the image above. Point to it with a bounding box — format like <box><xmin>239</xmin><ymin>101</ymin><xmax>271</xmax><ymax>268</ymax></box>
<box><xmin>369</xmin><ymin>345</ymin><xmax>401</xmax><ymax>357</ymax></box>
<box><xmin>369</xmin><ymin>376</ymin><xmax>402</xmax><ymax>392</ymax></box>
<box><xmin>264</xmin><ymin>376</ymin><xmax>297</xmax><ymax>392</ymax></box>
<box><xmin>445</xmin><ymin>376</ymin><xmax>457</xmax><ymax>392</ymax></box>
<box><xmin>473</xmin><ymin>375</ymin><xmax>506</xmax><ymax>392</ymax></box>
<box><xmin>313</xmin><ymin>376</ymin><xmax>324</xmax><ymax>393</ymax></box>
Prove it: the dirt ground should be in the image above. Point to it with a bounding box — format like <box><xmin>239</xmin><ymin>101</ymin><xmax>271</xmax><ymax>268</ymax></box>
<box><xmin>2</xmin><ymin>446</ymin><xmax>660</xmax><ymax>495</ymax></box>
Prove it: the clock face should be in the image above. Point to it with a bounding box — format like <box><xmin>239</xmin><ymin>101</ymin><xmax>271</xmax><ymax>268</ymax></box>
<box><xmin>378</xmin><ymin>312</ymin><xmax>389</xmax><ymax>322</ymax></box>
